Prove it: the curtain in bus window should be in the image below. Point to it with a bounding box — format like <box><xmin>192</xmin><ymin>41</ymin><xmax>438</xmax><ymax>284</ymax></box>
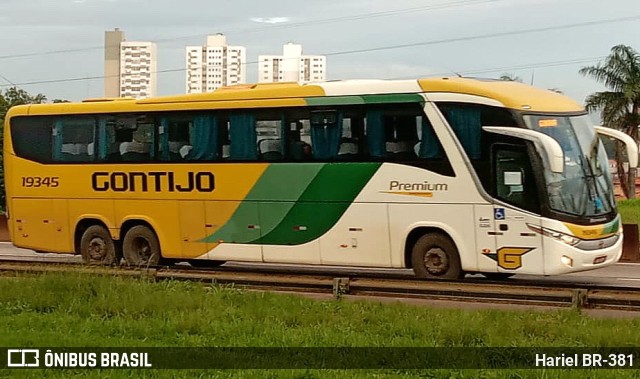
<box><xmin>310</xmin><ymin>114</ymin><xmax>342</xmax><ymax>160</ymax></box>
<box><xmin>443</xmin><ymin>106</ymin><xmax>481</xmax><ymax>160</ymax></box>
<box><xmin>52</xmin><ymin>120</ymin><xmax>63</xmax><ymax>161</ymax></box>
<box><xmin>230</xmin><ymin>114</ymin><xmax>257</xmax><ymax>160</ymax></box>
<box><xmin>190</xmin><ymin>115</ymin><xmax>218</xmax><ymax>160</ymax></box>
<box><xmin>419</xmin><ymin>117</ymin><xmax>441</xmax><ymax>158</ymax></box>
<box><xmin>329</xmin><ymin>113</ymin><xmax>343</xmax><ymax>158</ymax></box>
<box><xmin>159</xmin><ymin>118</ymin><xmax>170</xmax><ymax>160</ymax></box>
<box><xmin>365</xmin><ymin>110</ymin><xmax>385</xmax><ymax>158</ymax></box>
<box><xmin>97</xmin><ymin>118</ymin><xmax>112</xmax><ymax>160</ymax></box>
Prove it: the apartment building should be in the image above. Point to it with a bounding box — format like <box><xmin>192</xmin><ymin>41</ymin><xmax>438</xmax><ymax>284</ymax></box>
<box><xmin>103</xmin><ymin>29</ymin><xmax>157</xmax><ymax>99</ymax></box>
<box><xmin>186</xmin><ymin>34</ymin><xmax>246</xmax><ymax>93</ymax></box>
<box><xmin>104</xmin><ymin>28</ymin><xmax>125</xmax><ymax>98</ymax></box>
<box><xmin>119</xmin><ymin>41</ymin><xmax>157</xmax><ymax>99</ymax></box>
<box><xmin>258</xmin><ymin>43</ymin><xmax>326</xmax><ymax>83</ymax></box>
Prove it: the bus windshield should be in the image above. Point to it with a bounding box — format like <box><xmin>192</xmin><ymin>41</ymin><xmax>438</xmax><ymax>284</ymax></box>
<box><xmin>524</xmin><ymin>114</ymin><xmax>615</xmax><ymax>218</ymax></box>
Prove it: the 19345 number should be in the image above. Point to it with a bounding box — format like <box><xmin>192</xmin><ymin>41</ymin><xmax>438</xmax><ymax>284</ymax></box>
<box><xmin>21</xmin><ymin>177</ymin><xmax>60</xmax><ymax>188</ymax></box>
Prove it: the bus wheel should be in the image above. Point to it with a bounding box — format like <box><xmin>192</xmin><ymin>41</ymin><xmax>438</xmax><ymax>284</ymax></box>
<box><xmin>482</xmin><ymin>273</ymin><xmax>514</xmax><ymax>280</ymax></box>
<box><xmin>188</xmin><ymin>259</ymin><xmax>226</xmax><ymax>268</ymax></box>
<box><xmin>411</xmin><ymin>233</ymin><xmax>462</xmax><ymax>279</ymax></box>
<box><xmin>80</xmin><ymin>225</ymin><xmax>118</xmax><ymax>265</ymax></box>
<box><xmin>122</xmin><ymin>225</ymin><xmax>161</xmax><ymax>266</ymax></box>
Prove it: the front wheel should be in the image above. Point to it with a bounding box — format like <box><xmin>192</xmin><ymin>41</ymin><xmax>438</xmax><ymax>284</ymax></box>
<box><xmin>122</xmin><ymin>225</ymin><xmax>161</xmax><ymax>266</ymax></box>
<box><xmin>411</xmin><ymin>233</ymin><xmax>463</xmax><ymax>279</ymax></box>
<box><xmin>80</xmin><ymin>225</ymin><xmax>119</xmax><ymax>265</ymax></box>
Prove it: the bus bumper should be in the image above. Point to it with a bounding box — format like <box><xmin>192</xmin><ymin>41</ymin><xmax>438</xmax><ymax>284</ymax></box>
<box><xmin>543</xmin><ymin>233</ymin><xmax>623</xmax><ymax>275</ymax></box>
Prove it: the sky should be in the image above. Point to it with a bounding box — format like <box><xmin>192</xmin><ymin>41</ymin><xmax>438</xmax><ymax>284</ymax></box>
<box><xmin>0</xmin><ymin>0</ymin><xmax>638</xmax><ymax>107</ymax></box>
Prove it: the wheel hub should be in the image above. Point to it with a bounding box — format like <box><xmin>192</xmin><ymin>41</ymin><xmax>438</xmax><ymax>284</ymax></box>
<box><xmin>133</xmin><ymin>237</ymin><xmax>153</xmax><ymax>264</ymax></box>
<box><xmin>88</xmin><ymin>237</ymin><xmax>107</xmax><ymax>260</ymax></box>
<box><xmin>424</xmin><ymin>247</ymin><xmax>449</xmax><ymax>275</ymax></box>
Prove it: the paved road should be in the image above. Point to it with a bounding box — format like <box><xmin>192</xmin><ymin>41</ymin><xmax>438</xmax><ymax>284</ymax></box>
<box><xmin>1</xmin><ymin>242</ymin><xmax>638</xmax><ymax>288</ymax></box>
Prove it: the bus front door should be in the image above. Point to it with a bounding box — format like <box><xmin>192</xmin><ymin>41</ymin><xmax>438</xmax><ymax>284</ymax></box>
<box><xmin>491</xmin><ymin>145</ymin><xmax>543</xmax><ymax>275</ymax></box>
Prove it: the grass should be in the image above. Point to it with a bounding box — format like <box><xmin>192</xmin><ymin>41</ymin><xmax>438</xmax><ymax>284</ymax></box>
<box><xmin>1</xmin><ymin>273</ymin><xmax>640</xmax><ymax>378</ymax></box>
<box><xmin>617</xmin><ymin>199</ymin><xmax>640</xmax><ymax>225</ymax></box>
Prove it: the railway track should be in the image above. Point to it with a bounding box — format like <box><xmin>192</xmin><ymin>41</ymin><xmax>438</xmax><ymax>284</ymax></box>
<box><xmin>2</xmin><ymin>258</ymin><xmax>640</xmax><ymax>311</ymax></box>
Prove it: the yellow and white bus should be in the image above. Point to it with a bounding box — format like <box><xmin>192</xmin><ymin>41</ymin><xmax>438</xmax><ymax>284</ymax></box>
<box><xmin>4</xmin><ymin>77</ymin><xmax>637</xmax><ymax>279</ymax></box>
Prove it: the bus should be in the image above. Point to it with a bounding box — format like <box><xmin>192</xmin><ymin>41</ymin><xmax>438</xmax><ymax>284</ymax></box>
<box><xmin>4</xmin><ymin>77</ymin><xmax>637</xmax><ymax>279</ymax></box>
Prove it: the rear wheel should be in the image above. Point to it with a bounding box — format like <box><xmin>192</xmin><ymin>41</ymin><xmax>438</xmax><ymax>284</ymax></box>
<box><xmin>80</xmin><ymin>225</ymin><xmax>119</xmax><ymax>265</ymax></box>
<box><xmin>411</xmin><ymin>233</ymin><xmax>463</xmax><ymax>279</ymax></box>
<box><xmin>122</xmin><ymin>225</ymin><xmax>161</xmax><ymax>266</ymax></box>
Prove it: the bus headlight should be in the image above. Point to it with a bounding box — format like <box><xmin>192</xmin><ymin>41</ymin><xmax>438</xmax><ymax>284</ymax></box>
<box><xmin>561</xmin><ymin>255</ymin><xmax>574</xmax><ymax>267</ymax></box>
<box><xmin>527</xmin><ymin>225</ymin><xmax>580</xmax><ymax>246</ymax></box>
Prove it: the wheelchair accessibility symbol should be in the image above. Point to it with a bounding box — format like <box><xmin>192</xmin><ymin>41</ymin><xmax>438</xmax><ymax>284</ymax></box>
<box><xmin>494</xmin><ymin>208</ymin><xmax>505</xmax><ymax>220</ymax></box>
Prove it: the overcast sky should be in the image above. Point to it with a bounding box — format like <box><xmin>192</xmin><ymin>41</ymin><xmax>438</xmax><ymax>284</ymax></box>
<box><xmin>0</xmin><ymin>0</ymin><xmax>638</xmax><ymax>107</ymax></box>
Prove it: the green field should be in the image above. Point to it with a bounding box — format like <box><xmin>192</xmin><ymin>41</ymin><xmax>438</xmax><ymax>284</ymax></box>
<box><xmin>618</xmin><ymin>199</ymin><xmax>640</xmax><ymax>225</ymax></box>
<box><xmin>0</xmin><ymin>272</ymin><xmax>639</xmax><ymax>378</ymax></box>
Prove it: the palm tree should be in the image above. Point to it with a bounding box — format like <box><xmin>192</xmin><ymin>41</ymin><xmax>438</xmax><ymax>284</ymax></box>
<box><xmin>580</xmin><ymin>45</ymin><xmax>640</xmax><ymax>199</ymax></box>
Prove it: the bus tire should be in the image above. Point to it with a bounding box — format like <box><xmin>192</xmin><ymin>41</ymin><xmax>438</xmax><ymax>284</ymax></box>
<box><xmin>122</xmin><ymin>225</ymin><xmax>161</xmax><ymax>266</ymax></box>
<box><xmin>411</xmin><ymin>233</ymin><xmax>463</xmax><ymax>279</ymax></box>
<box><xmin>80</xmin><ymin>225</ymin><xmax>118</xmax><ymax>265</ymax></box>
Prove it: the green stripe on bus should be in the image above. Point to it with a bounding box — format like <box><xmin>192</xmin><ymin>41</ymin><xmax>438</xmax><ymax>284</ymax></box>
<box><xmin>305</xmin><ymin>96</ymin><xmax>365</xmax><ymax>106</ymax></box>
<box><xmin>603</xmin><ymin>216</ymin><xmax>620</xmax><ymax>235</ymax></box>
<box><xmin>201</xmin><ymin>164</ymin><xmax>324</xmax><ymax>243</ymax></box>
<box><xmin>256</xmin><ymin>163</ymin><xmax>381</xmax><ymax>245</ymax></box>
<box><xmin>360</xmin><ymin>93</ymin><xmax>424</xmax><ymax>104</ymax></box>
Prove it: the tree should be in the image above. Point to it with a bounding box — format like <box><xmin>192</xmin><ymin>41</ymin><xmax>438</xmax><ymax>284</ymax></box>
<box><xmin>499</xmin><ymin>73</ymin><xmax>523</xmax><ymax>82</ymax></box>
<box><xmin>0</xmin><ymin>87</ymin><xmax>47</xmax><ymax>119</ymax></box>
<box><xmin>580</xmin><ymin>45</ymin><xmax>640</xmax><ymax>199</ymax></box>
<box><xmin>0</xmin><ymin>87</ymin><xmax>48</xmax><ymax>210</ymax></box>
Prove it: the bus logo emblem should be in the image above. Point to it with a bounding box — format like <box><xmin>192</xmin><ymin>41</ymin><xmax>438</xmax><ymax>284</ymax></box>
<box><xmin>484</xmin><ymin>247</ymin><xmax>534</xmax><ymax>270</ymax></box>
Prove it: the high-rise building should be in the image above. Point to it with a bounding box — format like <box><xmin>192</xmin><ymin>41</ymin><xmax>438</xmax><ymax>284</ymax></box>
<box><xmin>258</xmin><ymin>43</ymin><xmax>326</xmax><ymax>83</ymax></box>
<box><xmin>119</xmin><ymin>41</ymin><xmax>157</xmax><ymax>99</ymax></box>
<box><xmin>103</xmin><ymin>29</ymin><xmax>157</xmax><ymax>99</ymax></box>
<box><xmin>186</xmin><ymin>34</ymin><xmax>246</xmax><ymax>93</ymax></box>
<box><xmin>104</xmin><ymin>28</ymin><xmax>125</xmax><ymax>98</ymax></box>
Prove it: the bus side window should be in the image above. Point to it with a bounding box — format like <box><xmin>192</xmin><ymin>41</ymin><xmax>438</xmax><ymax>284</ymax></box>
<box><xmin>338</xmin><ymin>111</ymin><xmax>364</xmax><ymax>161</ymax></box>
<box><xmin>229</xmin><ymin>113</ymin><xmax>257</xmax><ymax>160</ymax></box>
<box><xmin>52</xmin><ymin>117</ymin><xmax>96</xmax><ymax>162</ymax></box>
<box><xmin>438</xmin><ymin>103</ymin><xmax>482</xmax><ymax>160</ymax></box>
<box><xmin>365</xmin><ymin>104</ymin><xmax>454</xmax><ymax>176</ymax></box>
<box><xmin>415</xmin><ymin>116</ymin><xmax>442</xmax><ymax>159</ymax></box>
<box><xmin>10</xmin><ymin>116</ymin><xmax>53</xmax><ymax>163</ymax></box>
<box><xmin>436</xmin><ymin>102</ymin><xmax>519</xmax><ymax>185</ymax></box>
<box><xmin>97</xmin><ymin>115</ymin><xmax>153</xmax><ymax>162</ymax></box>
<box><xmin>219</xmin><ymin>118</ymin><xmax>231</xmax><ymax>159</ymax></box>
<box><xmin>365</xmin><ymin>106</ymin><xmax>419</xmax><ymax>160</ymax></box>
<box><xmin>159</xmin><ymin>114</ymin><xmax>217</xmax><ymax>161</ymax></box>
<box><xmin>285</xmin><ymin>109</ymin><xmax>313</xmax><ymax>161</ymax></box>
<box><xmin>383</xmin><ymin>115</ymin><xmax>418</xmax><ymax>160</ymax></box>
<box><xmin>256</xmin><ymin>111</ymin><xmax>284</xmax><ymax>161</ymax></box>
<box><xmin>310</xmin><ymin>110</ymin><xmax>340</xmax><ymax>160</ymax></box>
<box><xmin>121</xmin><ymin>118</ymin><xmax>153</xmax><ymax>162</ymax></box>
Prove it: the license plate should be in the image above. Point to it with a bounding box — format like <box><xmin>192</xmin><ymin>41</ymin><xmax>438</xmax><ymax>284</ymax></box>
<box><xmin>593</xmin><ymin>256</ymin><xmax>606</xmax><ymax>264</ymax></box>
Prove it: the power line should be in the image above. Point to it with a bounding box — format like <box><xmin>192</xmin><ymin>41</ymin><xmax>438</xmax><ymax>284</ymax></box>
<box><xmin>0</xmin><ymin>15</ymin><xmax>633</xmax><ymax>88</ymax></box>
<box><xmin>0</xmin><ymin>0</ymin><xmax>503</xmax><ymax>61</ymax></box>
<box><xmin>0</xmin><ymin>73</ymin><xmax>16</xmax><ymax>86</ymax></box>
<box><xmin>322</xmin><ymin>15</ymin><xmax>640</xmax><ymax>57</ymax></box>
<box><xmin>385</xmin><ymin>55</ymin><xmax>609</xmax><ymax>80</ymax></box>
